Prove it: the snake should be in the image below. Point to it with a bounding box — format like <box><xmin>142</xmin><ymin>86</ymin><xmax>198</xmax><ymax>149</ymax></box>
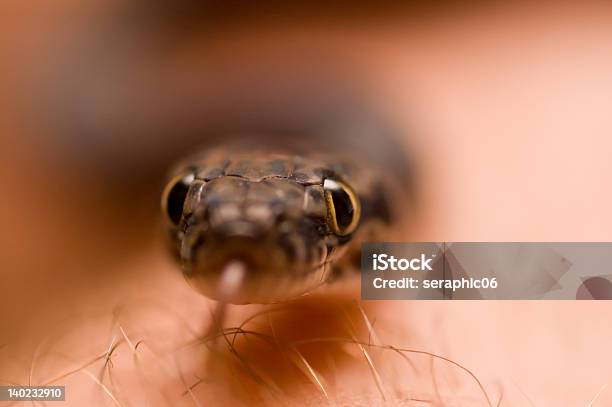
<box><xmin>161</xmin><ymin>132</ymin><xmax>413</xmax><ymax>304</ymax></box>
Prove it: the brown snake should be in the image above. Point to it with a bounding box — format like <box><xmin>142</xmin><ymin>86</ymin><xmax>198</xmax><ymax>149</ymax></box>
<box><xmin>161</xmin><ymin>135</ymin><xmax>412</xmax><ymax>304</ymax></box>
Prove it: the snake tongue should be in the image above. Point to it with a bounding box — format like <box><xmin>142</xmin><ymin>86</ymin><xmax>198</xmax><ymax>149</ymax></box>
<box><xmin>216</xmin><ymin>260</ymin><xmax>248</xmax><ymax>300</ymax></box>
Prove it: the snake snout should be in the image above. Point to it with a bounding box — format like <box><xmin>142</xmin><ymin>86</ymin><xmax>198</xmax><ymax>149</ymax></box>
<box><xmin>182</xmin><ymin>217</ymin><xmax>328</xmax><ymax>303</ymax></box>
<box><xmin>183</xmin><ymin>223</ymin><xmax>284</xmax><ymax>297</ymax></box>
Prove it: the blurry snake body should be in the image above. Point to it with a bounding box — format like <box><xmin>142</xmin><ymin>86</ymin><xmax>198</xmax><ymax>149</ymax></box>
<box><xmin>161</xmin><ymin>135</ymin><xmax>412</xmax><ymax>304</ymax></box>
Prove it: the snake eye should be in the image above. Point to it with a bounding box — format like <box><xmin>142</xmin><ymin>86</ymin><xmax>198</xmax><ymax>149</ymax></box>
<box><xmin>162</xmin><ymin>173</ymin><xmax>195</xmax><ymax>225</ymax></box>
<box><xmin>323</xmin><ymin>178</ymin><xmax>361</xmax><ymax>236</ymax></box>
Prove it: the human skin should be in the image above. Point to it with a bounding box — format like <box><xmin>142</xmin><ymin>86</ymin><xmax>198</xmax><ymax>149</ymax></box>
<box><xmin>1</xmin><ymin>2</ymin><xmax>612</xmax><ymax>406</ymax></box>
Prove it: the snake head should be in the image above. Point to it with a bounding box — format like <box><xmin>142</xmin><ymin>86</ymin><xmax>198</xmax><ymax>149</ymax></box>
<box><xmin>161</xmin><ymin>159</ymin><xmax>361</xmax><ymax>304</ymax></box>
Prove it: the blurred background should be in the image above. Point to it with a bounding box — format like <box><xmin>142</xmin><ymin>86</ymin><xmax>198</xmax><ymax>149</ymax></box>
<box><xmin>2</xmin><ymin>1</ymin><xmax>612</xmax><ymax>405</ymax></box>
